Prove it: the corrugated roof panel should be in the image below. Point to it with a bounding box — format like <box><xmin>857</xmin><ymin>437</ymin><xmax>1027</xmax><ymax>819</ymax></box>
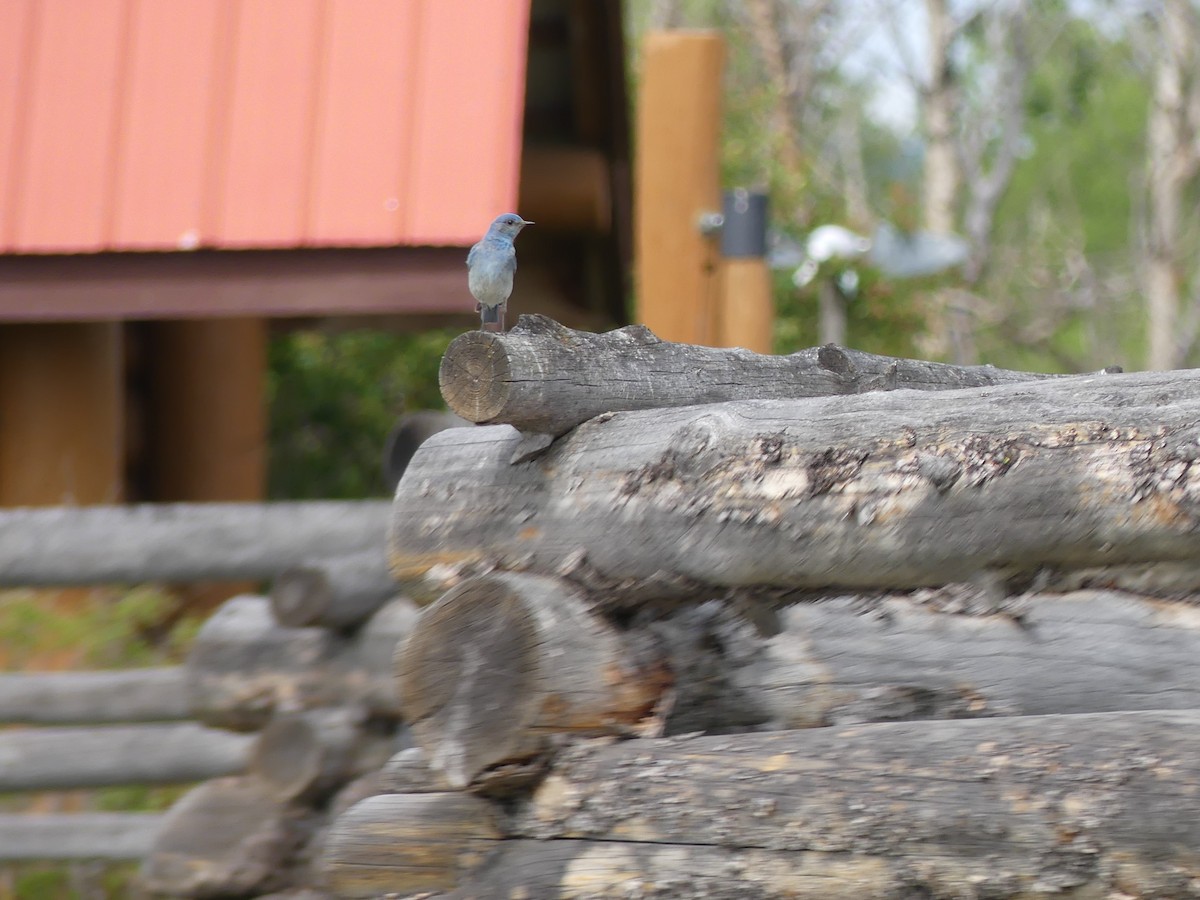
<box><xmin>404</xmin><ymin>0</ymin><xmax>530</xmax><ymax>244</ymax></box>
<box><xmin>0</xmin><ymin>1</ymin><xmax>36</xmax><ymax>249</ymax></box>
<box><xmin>9</xmin><ymin>0</ymin><xmax>129</xmax><ymax>252</ymax></box>
<box><xmin>0</xmin><ymin>0</ymin><xmax>530</xmax><ymax>254</ymax></box>
<box><xmin>216</xmin><ymin>0</ymin><xmax>326</xmax><ymax>246</ymax></box>
<box><xmin>110</xmin><ymin>0</ymin><xmax>223</xmax><ymax>249</ymax></box>
<box><xmin>306</xmin><ymin>0</ymin><xmax>419</xmax><ymax>245</ymax></box>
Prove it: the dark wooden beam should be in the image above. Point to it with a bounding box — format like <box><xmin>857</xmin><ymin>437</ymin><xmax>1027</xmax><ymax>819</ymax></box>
<box><xmin>0</xmin><ymin>247</ymin><xmax>468</xmax><ymax>322</ymax></box>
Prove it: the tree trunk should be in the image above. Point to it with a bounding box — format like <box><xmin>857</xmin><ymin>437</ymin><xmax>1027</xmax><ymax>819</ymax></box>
<box><xmin>0</xmin><ymin>500</ymin><xmax>390</xmax><ymax>586</ymax></box>
<box><xmin>0</xmin><ymin>723</ymin><xmax>253</xmax><ymax>791</ymax></box>
<box><xmin>319</xmin><ymin>712</ymin><xmax>1200</xmax><ymax>898</ymax></box>
<box><xmin>817</xmin><ymin>276</ymin><xmax>847</xmax><ymax>346</ymax></box>
<box><xmin>724</xmin><ymin>588</ymin><xmax>1200</xmax><ymax>729</ymax></box>
<box><xmin>269</xmin><ymin>551</ymin><xmax>396</xmax><ymax>631</ymax></box>
<box><xmin>321</xmin><ymin>792</ymin><xmax>503</xmax><ymax>899</ymax></box>
<box><xmin>397</xmin><ymin>574</ymin><xmax>669</xmax><ymax>787</ymax></box>
<box><xmin>139</xmin><ymin>776</ymin><xmax>314</xmax><ymax>899</ymax></box>
<box><xmin>391</xmin><ymin>370</ymin><xmax>1200</xmax><ymax>607</ymax></box>
<box><xmin>437</xmin><ymin>314</ymin><xmax>1063</xmax><ymax>438</ymax></box>
<box><xmin>0</xmin><ymin>813</ymin><xmax>164</xmax><ymax>861</ymax></box>
<box><xmin>0</xmin><ymin>666</ymin><xmax>189</xmax><ymax>724</ymax></box>
<box><xmin>1143</xmin><ymin>0</ymin><xmax>1196</xmax><ymax>370</ymax></box>
<box><xmin>185</xmin><ymin>595</ymin><xmax>350</xmax><ymax>731</ymax></box>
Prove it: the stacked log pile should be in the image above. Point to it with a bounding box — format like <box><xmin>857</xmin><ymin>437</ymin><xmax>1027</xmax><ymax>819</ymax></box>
<box><xmin>320</xmin><ymin>316</ymin><xmax>1200</xmax><ymax>899</ymax></box>
<box><xmin>135</xmin><ymin>588</ymin><xmax>420</xmax><ymax>898</ymax></box>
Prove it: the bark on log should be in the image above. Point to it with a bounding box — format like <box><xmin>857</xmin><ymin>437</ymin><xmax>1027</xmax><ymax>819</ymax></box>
<box><xmin>0</xmin><ymin>666</ymin><xmax>189</xmax><ymax>724</ymax></box>
<box><xmin>139</xmin><ymin>776</ymin><xmax>314</xmax><ymax>899</ymax></box>
<box><xmin>0</xmin><ymin>812</ymin><xmax>165</xmax><ymax>860</ymax></box>
<box><xmin>739</xmin><ymin>588</ymin><xmax>1200</xmax><ymax>728</ymax></box>
<box><xmin>392</xmin><ymin>369</ymin><xmax>1200</xmax><ymax>606</ymax></box>
<box><xmin>397</xmin><ymin>574</ymin><xmax>670</xmax><ymax>787</ymax></box>
<box><xmin>437</xmin><ymin>314</ymin><xmax>1090</xmax><ymax>437</ymax></box>
<box><xmin>347</xmin><ymin>596</ymin><xmax>420</xmax><ymax>717</ymax></box>
<box><xmin>493</xmin><ymin>712</ymin><xmax>1200</xmax><ymax>898</ymax></box>
<box><xmin>0</xmin><ymin>722</ymin><xmax>253</xmax><ymax>791</ymax></box>
<box><xmin>376</xmin><ymin>746</ymin><xmax>457</xmax><ymax>794</ymax></box>
<box><xmin>185</xmin><ymin>595</ymin><xmax>351</xmax><ymax>731</ymax></box>
<box><xmin>321</xmin><ymin>792</ymin><xmax>503</xmax><ymax>899</ymax></box>
<box><xmin>250</xmin><ymin>709</ymin><xmax>396</xmax><ymax>804</ymax></box>
<box><xmin>0</xmin><ymin>500</ymin><xmax>389</xmax><ymax>586</ymax></box>
<box><xmin>269</xmin><ymin>551</ymin><xmax>396</xmax><ymax>630</ymax></box>
<box><xmin>446</xmin><ymin>841</ymin><xmax>994</xmax><ymax>900</ymax></box>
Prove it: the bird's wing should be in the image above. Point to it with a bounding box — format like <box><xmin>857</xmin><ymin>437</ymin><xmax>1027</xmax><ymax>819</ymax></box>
<box><xmin>466</xmin><ymin>242</ymin><xmax>481</xmax><ymax>267</ymax></box>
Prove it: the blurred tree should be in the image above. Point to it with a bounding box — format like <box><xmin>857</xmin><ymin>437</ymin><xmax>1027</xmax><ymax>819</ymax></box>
<box><xmin>1140</xmin><ymin>0</ymin><xmax>1200</xmax><ymax>369</ymax></box>
<box><xmin>267</xmin><ymin>329</ymin><xmax>455</xmax><ymax>499</ymax></box>
<box><xmin>624</xmin><ymin>0</ymin><xmax>1185</xmax><ymax>375</ymax></box>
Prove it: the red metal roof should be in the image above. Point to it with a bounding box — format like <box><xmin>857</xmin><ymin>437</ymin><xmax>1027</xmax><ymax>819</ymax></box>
<box><xmin>0</xmin><ymin>0</ymin><xmax>530</xmax><ymax>254</ymax></box>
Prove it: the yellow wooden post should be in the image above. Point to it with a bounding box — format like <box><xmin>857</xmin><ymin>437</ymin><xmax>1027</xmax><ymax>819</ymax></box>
<box><xmin>634</xmin><ymin>31</ymin><xmax>725</xmax><ymax>345</ymax></box>
<box><xmin>716</xmin><ymin>189</ymin><xmax>774</xmax><ymax>353</ymax></box>
<box><xmin>718</xmin><ymin>259</ymin><xmax>774</xmax><ymax>353</ymax></box>
<box><xmin>0</xmin><ymin>323</ymin><xmax>123</xmax><ymax>506</ymax></box>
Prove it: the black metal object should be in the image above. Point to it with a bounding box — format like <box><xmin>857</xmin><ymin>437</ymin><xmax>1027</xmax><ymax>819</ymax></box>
<box><xmin>721</xmin><ymin>189</ymin><xmax>768</xmax><ymax>259</ymax></box>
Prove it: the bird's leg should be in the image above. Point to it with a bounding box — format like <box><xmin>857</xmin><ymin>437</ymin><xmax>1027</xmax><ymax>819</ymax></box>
<box><xmin>496</xmin><ymin>302</ymin><xmax>506</xmax><ymax>333</ymax></box>
<box><xmin>479</xmin><ymin>303</ymin><xmax>503</xmax><ymax>333</ymax></box>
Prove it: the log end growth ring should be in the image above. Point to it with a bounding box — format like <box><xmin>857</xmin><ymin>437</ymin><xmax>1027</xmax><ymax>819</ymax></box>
<box><xmin>439</xmin><ymin>332</ymin><xmax>512</xmax><ymax>424</ymax></box>
<box><xmin>397</xmin><ymin>578</ymin><xmax>541</xmax><ymax>787</ymax></box>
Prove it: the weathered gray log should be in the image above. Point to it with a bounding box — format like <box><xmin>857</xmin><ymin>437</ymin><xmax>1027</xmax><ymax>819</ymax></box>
<box><xmin>397</xmin><ymin>574</ymin><xmax>669</xmax><ymax>787</ymax></box>
<box><xmin>0</xmin><ymin>666</ymin><xmax>189</xmax><ymax>724</ymax></box>
<box><xmin>321</xmin><ymin>792</ymin><xmax>503</xmax><ymax>899</ymax></box>
<box><xmin>185</xmin><ymin>594</ymin><xmax>351</xmax><ymax>731</ymax></box>
<box><xmin>448</xmin><ymin>841</ymin><xmax>983</xmax><ymax>899</ymax></box>
<box><xmin>391</xmin><ymin>369</ymin><xmax>1200</xmax><ymax>606</ymax></box>
<box><xmin>0</xmin><ymin>812</ymin><xmax>165</xmax><ymax>860</ymax></box>
<box><xmin>139</xmin><ymin>776</ymin><xmax>314</xmax><ymax>898</ymax></box>
<box><xmin>738</xmin><ymin>588</ymin><xmax>1200</xmax><ymax>728</ymax></box>
<box><xmin>376</xmin><ymin>746</ymin><xmax>457</xmax><ymax>794</ymax></box>
<box><xmin>492</xmin><ymin>712</ymin><xmax>1200</xmax><ymax>898</ymax></box>
<box><xmin>270</xmin><ymin>551</ymin><xmax>396</xmax><ymax>630</ymax></box>
<box><xmin>438</xmin><ymin>314</ymin><xmax>1095</xmax><ymax>437</ymax></box>
<box><xmin>250</xmin><ymin>709</ymin><xmax>396</xmax><ymax>804</ymax></box>
<box><xmin>346</xmin><ymin>596</ymin><xmax>420</xmax><ymax>717</ymax></box>
<box><xmin>0</xmin><ymin>500</ymin><xmax>389</xmax><ymax>586</ymax></box>
<box><xmin>382</xmin><ymin>409</ymin><xmax>470</xmax><ymax>491</ymax></box>
<box><xmin>0</xmin><ymin>722</ymin><xmax>253</xmax><ymax>791</ymax></box>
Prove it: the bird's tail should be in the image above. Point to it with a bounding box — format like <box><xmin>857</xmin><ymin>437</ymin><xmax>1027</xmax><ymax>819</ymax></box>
<box><xmin>479</xmin><ymin>303</ymin><xmax>505</xmax><ymax>333</ymax></box>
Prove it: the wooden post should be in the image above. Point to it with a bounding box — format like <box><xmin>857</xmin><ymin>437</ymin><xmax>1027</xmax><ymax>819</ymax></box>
<box><xmin>146</xmin><ymin>317</ymin><xmax>266</xmax><ymax>608</ymax></box>
<box><xmin>634</xmin><ymin>31</ymin><xmax>725</xmax><ymax>345</ymax></box>
<box><xmin>717</xmin><ymin>189</ymin><xmax>773</xmax><ymax>352</ymax></box>
<box><xmin>146</xmin><ymin>318</ymin><xmax>266</xmax><ymax>503</ymax></box>
<box><xmin>718</xmin><ymin>259</ymin><xmax>774</xmax><ymax>352</ymax></box>
<box><xmin>0</xmin><ymin>322</ymin><xmax>123</xmax><ymax>506</ymax></box>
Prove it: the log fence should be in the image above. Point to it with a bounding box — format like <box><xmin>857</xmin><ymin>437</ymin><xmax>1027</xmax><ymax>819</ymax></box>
<box><xmin>5</xmin><ymin>317</ymin><xmax>1200</xmax><ymax>898</ymax></box>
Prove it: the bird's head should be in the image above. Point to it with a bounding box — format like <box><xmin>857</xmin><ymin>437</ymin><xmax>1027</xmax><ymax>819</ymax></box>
<box><xmin>488</xmin><ymin>213</ymin><xmax>533</xmax><ymax>240</ymax></box>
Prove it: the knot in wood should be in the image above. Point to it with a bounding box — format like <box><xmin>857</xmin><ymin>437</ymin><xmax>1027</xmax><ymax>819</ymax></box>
<box><xmin>439</xmin><ymin>331</ymin><xmax>513</xmax><ymax>423</ymax></box>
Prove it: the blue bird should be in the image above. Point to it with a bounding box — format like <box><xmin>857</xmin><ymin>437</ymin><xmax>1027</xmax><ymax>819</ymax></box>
<box><xmin>466</xmin><ymin>213</ymin><xmax>533</xmax><ymax>333</ymax></box>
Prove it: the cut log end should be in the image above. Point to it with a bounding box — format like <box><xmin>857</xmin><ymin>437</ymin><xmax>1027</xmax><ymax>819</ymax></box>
<box><xmin>398</xmin><ymin>579</ymin><xmax>542</xmax><ymax>786</ymax></box>
<box><xmin>270</xmin><ymin>568</ymin><xmax>331</xmax><ymax>629</ymax></box>
<box><xmin>438</xmin><ymin>331</ymin><xmax>512</xmax><ymax>424</ymax></box>
<box><xmin>398</xmin><ymin>574</ymin><xmax>669</xmax><ymax>788</ymax></box>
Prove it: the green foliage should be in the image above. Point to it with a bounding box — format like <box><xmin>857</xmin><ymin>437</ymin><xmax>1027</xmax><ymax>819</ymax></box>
<box><xmin>0</xmin><ymin>587</ymin><xmax>205</xmax><ymax>898</ymax></box>
<box><xmin>267</xmin><ymin>328</ymin><xmax>458</xmax><ymax>499</ymax></box>
<box><xmin>0</xmin><ymin>586</ymin><xmax>200</xmax><ymax>670</ymax></box>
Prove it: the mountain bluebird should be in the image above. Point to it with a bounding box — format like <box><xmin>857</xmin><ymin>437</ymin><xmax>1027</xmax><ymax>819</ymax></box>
<box><xmin>467</xmin><ymin>213</ymin><xmax>533</xmax><ymax>332</ymax></box>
